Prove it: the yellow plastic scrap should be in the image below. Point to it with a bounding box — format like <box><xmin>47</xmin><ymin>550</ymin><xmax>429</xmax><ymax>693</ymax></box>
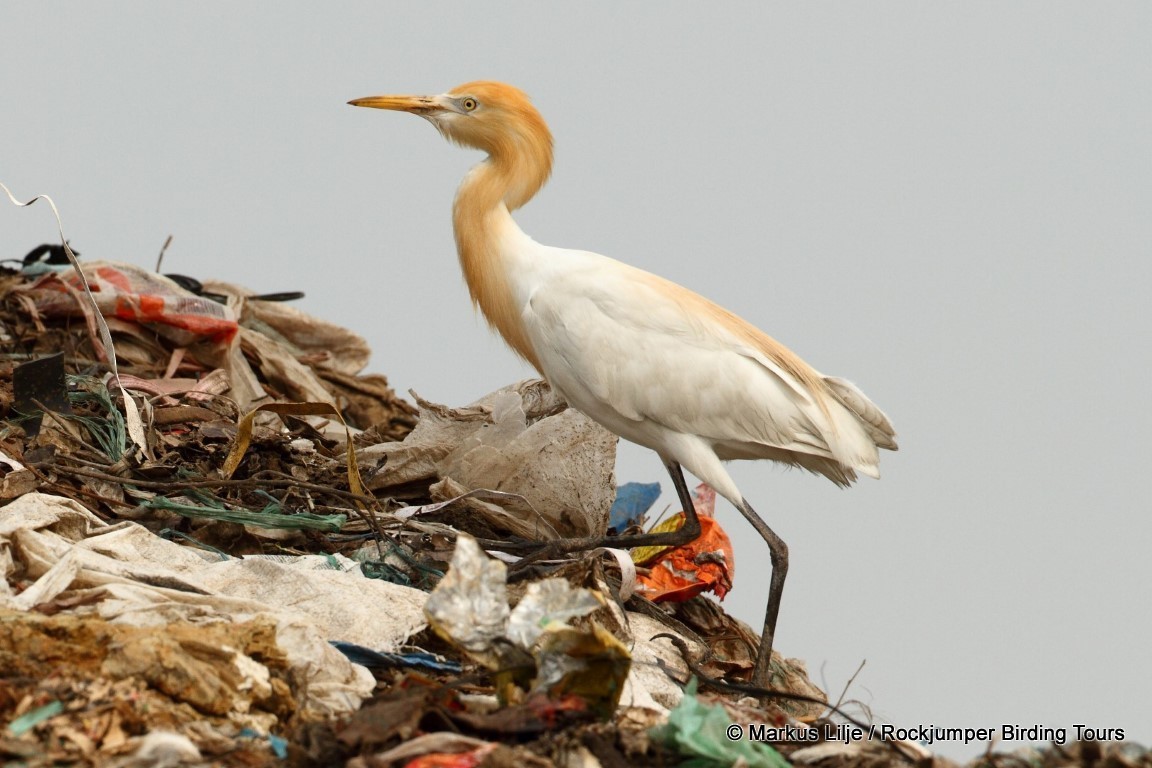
<box><xmin>629</xmin><ymin>513</ymin><xmax>684</xmax><ymax>566</ymax></box>
<box><xmin>533</xmin><ymin>621</ymin><xmax>631</xmax><ymax>720</ymax></box>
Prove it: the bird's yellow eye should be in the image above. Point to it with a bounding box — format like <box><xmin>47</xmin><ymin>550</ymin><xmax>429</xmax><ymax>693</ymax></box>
<box><xmin>461</xmin><ymin>97</ymin><xmax>478</xmax><ymax>112</ymax></box>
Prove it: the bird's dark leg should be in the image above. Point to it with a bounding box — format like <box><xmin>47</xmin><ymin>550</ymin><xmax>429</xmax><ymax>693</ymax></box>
<box><xmin>660</xmin><ymin>459</ymin><xmax>704</xmax><ymax>543</ymax></box>
<box><xmin>500</xmin><ymin>460</ymin><xmax>702</xmax><ymax>570</ymax></box>
<box><xmin>733</xmin><ymin>498</ymin><xmax>788</xmax><ymax>689</ymax></box>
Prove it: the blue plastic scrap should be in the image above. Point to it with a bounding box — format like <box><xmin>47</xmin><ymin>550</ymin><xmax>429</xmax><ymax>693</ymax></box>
<box><xmin>238</xmin><ymin>728</ymin><xmax>288</xmax><ymax>759</ymax></box>
<box><xmin>6</xmin><ymin>700</ymin><xmax>64</xmax><ymax>737</ymax></box>
<box><xmin>608</xmin><ymin>481</ymin><xmax>661</xmax><ymax>533</ymax></box>
<box><xmin>267</xmin><ymin>734</ymin><xmax>289</xmax><ymax>759</ymax></box>
<box><xmin>330</xmin><ymin>641</ymin><xmax>463</xmax><ymax>673</ymax></box>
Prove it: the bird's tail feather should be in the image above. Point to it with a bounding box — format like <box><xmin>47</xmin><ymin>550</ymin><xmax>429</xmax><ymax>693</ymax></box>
<box><xmin>823</xmin><ymin>376</ymin><xmax>899</xmax><ymax>451</ymax></box>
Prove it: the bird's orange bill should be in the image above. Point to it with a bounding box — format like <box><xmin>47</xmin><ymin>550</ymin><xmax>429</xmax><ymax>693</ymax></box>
<box><xmin>347</xmin><ymin>94</ymin><xmax>436</xmax><ymax>113</ymax></box>
<box><xmin>632</xmin><ymin>484</ymin><xmax>735</xmax><ymax>602</ymax></box>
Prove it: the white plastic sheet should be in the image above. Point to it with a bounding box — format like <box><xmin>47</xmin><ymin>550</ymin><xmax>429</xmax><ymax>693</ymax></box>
<box><xmin>1</xmin><ymin>492</ymin><xmax>430</xmax><ymax>717</ymax></box>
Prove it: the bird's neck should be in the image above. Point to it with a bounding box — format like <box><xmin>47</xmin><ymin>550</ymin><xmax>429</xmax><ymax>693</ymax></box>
<box><xmin>452</xmin><ymin>155</ymin><xmax>549</xmax><ymax>371</ymax></box>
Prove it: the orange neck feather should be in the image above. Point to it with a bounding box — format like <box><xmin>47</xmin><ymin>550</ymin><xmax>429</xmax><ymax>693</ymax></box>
<box><xmin>451</xmin><ymin>128</ymin><xmax>552</xmax><ymax>371</ymax></box>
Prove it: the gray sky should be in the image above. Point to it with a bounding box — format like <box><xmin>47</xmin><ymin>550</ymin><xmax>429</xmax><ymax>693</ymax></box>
<box><xmin>5</xmin><ymin>2</ymin><xmax>1150</xmax><ymax>756</ymax></box>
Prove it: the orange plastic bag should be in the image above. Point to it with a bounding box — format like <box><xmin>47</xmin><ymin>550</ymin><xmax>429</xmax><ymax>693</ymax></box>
<box><xmin>633</xmin><ymin>484</ymin><xmax>735</xmax><ymax>602</ymax></box>
<box><xmin>23</xmin><ymin>261</ymin><xmax>239</xmax><ymax>345</ymax></box>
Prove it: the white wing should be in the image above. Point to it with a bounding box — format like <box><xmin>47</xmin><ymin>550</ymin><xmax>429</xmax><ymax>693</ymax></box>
<box><xmin>517</xmin><ymin>248</ymin><xmax>882</xmax><ymax>482</ymax></box>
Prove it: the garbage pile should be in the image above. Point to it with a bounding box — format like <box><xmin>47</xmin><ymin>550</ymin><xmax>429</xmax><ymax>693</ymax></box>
<box><xmin>0</xmin><ymin>251</ymin><xmax>1143</xmax><ymax>768</ymax></box>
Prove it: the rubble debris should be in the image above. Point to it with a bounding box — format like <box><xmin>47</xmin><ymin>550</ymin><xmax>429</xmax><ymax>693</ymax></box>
<box><xmin>0</xmin><ymin>245</ymin><xmax>1142</xmax><ymax>767</ymax></box>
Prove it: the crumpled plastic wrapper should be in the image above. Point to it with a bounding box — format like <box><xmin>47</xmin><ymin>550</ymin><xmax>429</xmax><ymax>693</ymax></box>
<box><xmin>422</xmin><ymin>535</ymin><xmax>511</xmax><ymax>667</ymax></box>
<box><xmin>363</xmin><ymin>379</ymin><xmax>617</xmax><ymax>539</ymax></box>
<box><xmin>532</xmin><ymin>621</ymin><xmax>631</xmax><ymax>720</ymax></box>
<box><xmin>17</xmin><ymin>261</ymin><xmax>239</xmax><ymax>346</ymax></box>
<box><xmin>423</xmin><ymin>534</ymin><xmax>630</xmax><ymax>716</ymax></box>
<box><xmin>506</xmin><ymin>577</ymin><xmax>604</xmax><ymax>649</ymax></box>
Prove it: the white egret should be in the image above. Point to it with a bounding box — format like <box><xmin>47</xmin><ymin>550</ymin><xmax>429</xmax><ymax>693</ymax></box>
<box><xmin>350</xmin><ymin>81</ymin><xmax>897</xmax><ymax>688</ymax></box>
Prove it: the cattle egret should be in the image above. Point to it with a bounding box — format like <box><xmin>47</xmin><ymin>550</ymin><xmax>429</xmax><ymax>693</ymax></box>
<box><xmin>350</xmin><ymin>82</ymin><xmax>897</xmax><ymax>688</ymax></box>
